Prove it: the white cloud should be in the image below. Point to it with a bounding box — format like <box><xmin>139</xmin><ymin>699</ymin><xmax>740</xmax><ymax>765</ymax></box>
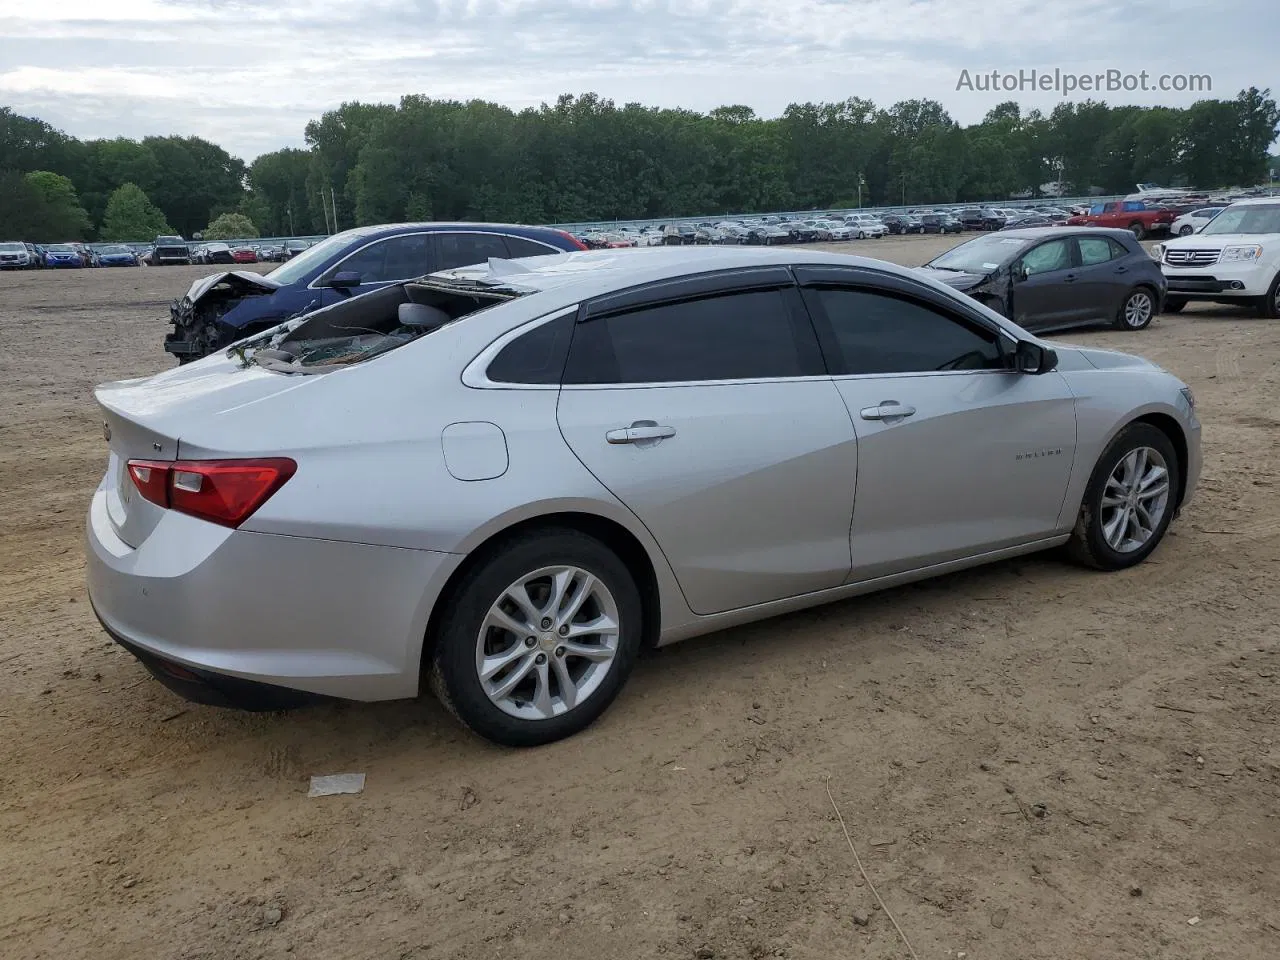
<box><xmin>0</xmin><ymin>0</ymin><xmax>1269</xmax><ymax>160</ymax></box>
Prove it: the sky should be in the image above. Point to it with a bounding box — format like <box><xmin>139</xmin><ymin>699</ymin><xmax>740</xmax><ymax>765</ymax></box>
<box><xmin>0</xmin><ymin>0</ymin><xmax>1270</xmax><ymax>162</ymax></box>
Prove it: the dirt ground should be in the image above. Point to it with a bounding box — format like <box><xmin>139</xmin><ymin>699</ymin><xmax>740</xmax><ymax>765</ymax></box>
<box><xmin>2</xmin><ymin>236</ymin><xmax>1278</xmax><ymax>960</ymax></box>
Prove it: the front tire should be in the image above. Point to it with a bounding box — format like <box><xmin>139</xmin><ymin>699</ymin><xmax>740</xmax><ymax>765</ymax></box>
<box><xmin>1162</xmin><ymin>296</ymin><xmax>1187</xmax><ymax>314</ymax></box>
<box><xmin>1066</xmin><ymin>423</ymin><xmax>1180</xmax><ymax>571</ymax></box>
<box><xmin>1115</xmin><ymin>287</ymin><xmax>1156</xmax><ymax>330</ymax></box>
<box><xmin>1257</xmin><ymin>272</ymin><xmax>1280</xmax><ymax>319</ymax></box>
<box><xmin>430</xmin><ymin>529</ymin><xmax>643</xmax><ymax>747</ymax></box>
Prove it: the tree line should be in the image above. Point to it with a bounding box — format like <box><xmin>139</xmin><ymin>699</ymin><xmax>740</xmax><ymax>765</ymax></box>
<box><xmin>1</xmin><ymin>89</ymin><xmax>1277</xmax><ymax>243</ymax></box>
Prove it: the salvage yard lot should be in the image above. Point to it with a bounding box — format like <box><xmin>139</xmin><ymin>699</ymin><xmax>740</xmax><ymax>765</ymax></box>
<box><xmin>2</xmin><ymin>234</ymin><xmax>1278</xmax><ymax>960</ymax></box>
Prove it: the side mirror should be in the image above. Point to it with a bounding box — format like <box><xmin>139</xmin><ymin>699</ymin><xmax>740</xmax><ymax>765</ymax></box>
<box><xmin>1014</xmin><ymin>340</ymin><xmax>1057</xmax><ymax>375</ymax></box>
<box><xmin>1014</xmin><ymin>262</ymin><xmax>1031</xmax><ymax>282</ymax></box>
<box><xmin>327</xmin><ymin>270</ymin><xmax>362</xmax><ymax>289</ymax></box>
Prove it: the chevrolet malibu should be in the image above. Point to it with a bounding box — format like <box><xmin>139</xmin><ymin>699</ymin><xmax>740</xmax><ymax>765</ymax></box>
<box><xmin>87</xmin><ymin>247</ymin><xmax>1201</xmax><ymax>746</ymax></box>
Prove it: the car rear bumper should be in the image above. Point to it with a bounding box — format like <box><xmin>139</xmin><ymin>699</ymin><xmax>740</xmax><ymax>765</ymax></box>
<box><xmin>86</xmin><ymin>480</ymin><xmax>461</xmax><ymax>703</ymax></box>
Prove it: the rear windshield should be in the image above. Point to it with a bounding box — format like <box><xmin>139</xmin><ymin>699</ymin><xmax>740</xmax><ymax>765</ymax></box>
<box><xmin>236</xmin><ymin>277</ymin><xmax>528</xmax><ymax>375</ymax></box>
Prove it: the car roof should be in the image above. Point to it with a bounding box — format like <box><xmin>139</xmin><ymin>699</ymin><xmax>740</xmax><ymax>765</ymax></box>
<box><xmin>346</xmin><ymin>221</ymin><xmax>573</xmax><ymax>241</ymax></box>
<box><xmin>435</xmin><ymin>246</ymin><xmax>925</xmax><ymax>301</ymax></box>
<box><xmin>1225</xmin><ymin>197</ymin><xmax>1280</xmax><ymax>207</ymax></box>
<box><xmin>994</xmin><ymin>225</ymin><xmax>1137</xmax><ymax>241</ymax></box>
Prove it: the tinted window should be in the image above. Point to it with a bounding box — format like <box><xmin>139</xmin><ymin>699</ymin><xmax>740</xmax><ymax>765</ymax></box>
<box><xmin>487</xmin><ymin>314</ymin><xmax>575</xmax><ymax>384</ymax></box>
<box><xmin>565</xmin><ymin>289</ymin><xmax>807</xmax><ymax>385</ymax></box>
<box><xmin>337</xmin><ymin>234</ymin><xmax>433</xmax><ymax>283</ymax></box>
<box><xmin>810</xmin><ymin>288</ymin><xmax>1003</xmax><ymax>375</ymax></box>
<box><xmin>504</xmin><ymin>235</ymin><xmax>560</xmax><ymax>259</ymax></box>
<box><xmin>1019</xmin><ymin>239</ymin><xmax>1072</xmax><ymax>275</ymax></box>
<box><xmin>435</xmin><ymin>232</ymin><xmax>511</xmax><ymax>271</ymax></box>
<box><xmin>1078</xmin><ymin>236</ymin><xmax>1125</xmax><ymax>265</ymax></box>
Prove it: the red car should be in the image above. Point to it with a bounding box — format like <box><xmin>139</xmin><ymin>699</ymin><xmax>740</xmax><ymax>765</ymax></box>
<box><xmin>1065</xmin><ymin>200</ymin><xmax>1175</xmax><ymax>240</ymax></box>
<box><xmin>231</xmin><ymin>246</ymin><xmax>259</xmax><ymax>264</ymax></box>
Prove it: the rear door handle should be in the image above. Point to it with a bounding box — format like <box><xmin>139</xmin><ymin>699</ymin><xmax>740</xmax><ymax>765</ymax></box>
<box><xmin>859</xmin><ymin>401</ymin><xmax>916</xmax><ymax>422</ymax></box>
<box><xmin>606</xmin><ymin>422</ymin><xmax>676</xmax><ymax>444</ymax></box>
<box><xmin>1114</xmin><ymin>265</ymin><xmax>1128</xmax><ymax>273</ymax></box>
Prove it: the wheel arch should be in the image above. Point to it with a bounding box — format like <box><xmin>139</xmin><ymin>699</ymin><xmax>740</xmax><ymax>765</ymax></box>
<box><xmin>418</xmin><ymin>511</ymin><xmax>666</xmax><ymax>691</ymax></box>
<box><xmin>1131</xmin><ymin>412</ymin><xmax>1189</xmax><ymax>511</ymax></box>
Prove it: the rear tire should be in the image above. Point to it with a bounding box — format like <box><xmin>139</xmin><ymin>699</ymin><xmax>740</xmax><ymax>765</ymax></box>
<box><xmin>1128</xmin><ymin>221</ymin><xmax>1146</xmax><ymax>240</ymax></box>
<box><xmin>1178</xmin><ymin>225</ymin><xmax>1194</xmax><ymax>236</ymax></box>
<box><xmin>1066</xmin><ymin>423</ymin><xmax>1180</xmax><ymax>571</ymax></box>
<box><xmin>429</xmin><ymin>529</ymin><xmax>643</xmax><ymax>747</ymax></box>
<box><xmin>1114</xmin><ymin>287</ymin><xmax>1155</xmax><ymax>330</ymax></box>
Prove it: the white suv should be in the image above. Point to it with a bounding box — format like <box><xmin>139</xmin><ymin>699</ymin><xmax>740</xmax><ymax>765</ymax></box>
<box><xmin>1154</xmin><ymin>198</ymin><xmax>1280</xmax><ymax>317</ymax></box>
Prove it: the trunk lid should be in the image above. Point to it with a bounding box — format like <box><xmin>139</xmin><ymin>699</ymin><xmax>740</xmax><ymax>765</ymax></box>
<box><xmin>94</xmin><ymin>356</ymin><xmax>315</xmax><ymax>547</ymax></box>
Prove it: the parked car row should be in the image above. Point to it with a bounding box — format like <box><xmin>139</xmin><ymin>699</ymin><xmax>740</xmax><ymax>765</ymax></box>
<box><xmin>0</xmin><ymin>241</ymin><xmax>116</xmax><ymax>268</ymax></box>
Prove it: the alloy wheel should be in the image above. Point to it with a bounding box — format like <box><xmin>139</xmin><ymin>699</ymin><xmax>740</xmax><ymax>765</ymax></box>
<box><xmin>1124</xmin><ymin>291</ymin><xmax>1153</xmax><ymax>328</ymax></box>
<box><xmin>475</xmin><ymin>565</ymin><xmax>620</xmax><ymax>720</ymax></box>
<box><xmin>1100</xmin><ymin>447</ymin><xmax>1170</xmax><ymax>553</ymax></box>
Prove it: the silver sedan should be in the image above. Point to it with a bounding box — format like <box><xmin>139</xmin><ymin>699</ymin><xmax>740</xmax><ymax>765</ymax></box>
<box><xmin>86</xmin><ymin>247</ymin><xmax>1200</xmax><ymax>746</ymax></box>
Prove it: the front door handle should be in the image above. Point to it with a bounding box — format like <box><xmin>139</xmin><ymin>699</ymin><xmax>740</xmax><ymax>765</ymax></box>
<box><xmin>1063</xmin><ymin>273</ymin><xmax>1077</xmax><ymax>282</ymax></box>
<box><xmin>859</xmin><ymin>401</ymin><xmax>916</xmax><ymax>422</ymax></box>
<box><xmin>606</xmin><ymin>422</ymin><xmax>677</xmax><ymax>444</ymax></box>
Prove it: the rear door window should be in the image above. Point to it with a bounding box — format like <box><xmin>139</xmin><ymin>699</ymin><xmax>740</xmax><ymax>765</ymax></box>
<box><xmin>504</xmin><ymin>235</ymin><xmax>561</xmax><ymax>258</ymax></box>
<box><xmin>434</xmin><ymin>232</ymin><xmax>512</xmax><ymax>271</ymax></box>
<box><xmin>1077</xmin><ymin>236</ymin><xmax>1125</xmax><ymax>265</ymax></box>
<box><xmin>565</xmin><ymin>288</ymin><xmax>817</xmax><ymax>385</ymax></box>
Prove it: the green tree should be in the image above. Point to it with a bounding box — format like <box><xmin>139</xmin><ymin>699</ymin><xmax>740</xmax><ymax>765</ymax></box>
<box><xmin>99</xmin><ymin>183</ymin><xmax>174</xmax><ymax>241</ymax></box>
<box><xmin>248</xmin><ymin>147</ymin><xmax>315</xmax><ymax>235</ymax></box>
<box><xmin>23</xmin><ymin>171</ymin><xmax>91</xmax><ymax>239</ymax></box>
<box><xmin>0</xmin><ymin>169</ymin><xmax>48</xmax><ymax>238</ymax></box>
<box><xmin>202</xmin><ymin>212</ymin><xmax>259</xmax><ymax>240</ymax></box>
<box><xmin>142</xmin><ymin>135</ymin><xmax>248</xmax><ymax>236</ymax></box>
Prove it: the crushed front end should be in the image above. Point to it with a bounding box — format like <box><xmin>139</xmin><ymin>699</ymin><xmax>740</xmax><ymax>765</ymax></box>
<box><xmin>163</xmin><ymin>271</ymin><xmax>282</xmax><ymax>364</ymax></box>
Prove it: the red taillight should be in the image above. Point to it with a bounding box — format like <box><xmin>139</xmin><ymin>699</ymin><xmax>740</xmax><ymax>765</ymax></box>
<box><xmin>127</xmin><ymin>460</ymin><xmax>171</xmax><ymax>508</ymax></box>
<box><xmin>557</xmin><ymin>230</ymin><xmax>589</xmax><ymax>251</ymax></box>
<box><xmin>127</xmin><ymin>458</ymin><xmax>296</xmax><ymax>528</ymax></box>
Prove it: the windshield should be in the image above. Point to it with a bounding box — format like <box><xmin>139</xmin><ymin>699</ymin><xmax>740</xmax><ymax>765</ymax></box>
<box><xmin>156</xmin><ymin>237</ymin><xmax>184</xmax><ymax>245</ymax></box>
<box><xmin>266</xmin><ymin>232</ymin><xmax>363</xmax><ymax>284</ymax></box>
<box><xmin>1200</xmin><ymin>204</ymin><xmax>1280</xmax><ymax>236</ymax></box>
<box><xmin>0</xmin><ymin>242</ymin><xmax>24</xmax><ymax>252</ymax></box>
<box><xmin>47</xmin><ymin>244</ymin><xmax>74</xmax><ymax>252</ymax></box>
<box><xmin>100</xmin><ymin>245</ymin><xmax>130</xmax><ymax>255</ymax></box>
<box><xmin>926</xmin><ymin>234</ymin><xmax>1029</xmax><ymax>273</ymax></box>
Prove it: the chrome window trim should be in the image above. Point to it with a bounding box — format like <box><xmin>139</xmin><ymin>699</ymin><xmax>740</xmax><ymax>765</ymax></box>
<box><xmin>308</xmin><ymin>230</ymin><xmax>562</xmax><ymax>291</ymax></box>
<box><xmin>558</xmin><ymin>369</ymin><xmax>1016</xmax><ymax>391</ymax></box>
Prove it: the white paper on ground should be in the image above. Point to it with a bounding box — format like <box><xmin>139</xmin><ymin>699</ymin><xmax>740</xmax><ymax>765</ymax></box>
<box><xmin>308</xmin><ymin>773</ymin><xmax>366</xmax><ymax>797</ymax></box>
